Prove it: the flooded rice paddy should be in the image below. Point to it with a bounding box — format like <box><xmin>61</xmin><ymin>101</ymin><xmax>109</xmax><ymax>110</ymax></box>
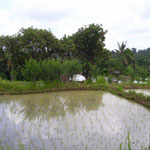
<box><xmin>128</xmin><ymin>89</ymin><xmax>150</xmax><ymax>96</ymax></box>
<box><xmin>0</xmin><ymin>91</ymin><xmax>150</xmax><ymax>150</ymax></box>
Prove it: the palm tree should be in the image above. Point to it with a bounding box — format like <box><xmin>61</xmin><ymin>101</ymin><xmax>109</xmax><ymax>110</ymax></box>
<box><xmin>115</xmin><ymin>41</ymin><xmax>135</xmax><ymax>69</ymax></box>
<box><xmin>115</xmin><ymin>41</ymin><xmax>128</xmax><ymax>66</ymax></box>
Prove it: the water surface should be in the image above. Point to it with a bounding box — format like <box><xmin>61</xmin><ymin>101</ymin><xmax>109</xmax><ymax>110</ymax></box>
<box><xmin>0</xmin><ymin>91</ymin><xmax>149</xmax><ymax>150</ymax></box>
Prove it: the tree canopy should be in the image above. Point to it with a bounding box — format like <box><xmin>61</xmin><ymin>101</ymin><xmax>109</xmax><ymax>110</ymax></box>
<box><xmin>72</xmin><ymin>24</ymin><xmax>107</xmax><ymax>65</ymax></box>
<box><xmin>0</xmin><ymin>24</ymin><xmax>149</xmax><ymax>81</ymax></box>
<box><xmin>71</xmin><ymin>24</ymin><xmax>110</xmax><ymax>77</ymax></box>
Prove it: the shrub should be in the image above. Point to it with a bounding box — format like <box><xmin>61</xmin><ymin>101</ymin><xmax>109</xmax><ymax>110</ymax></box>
<box><xmin>40</xmin><ymin>59</ymin><xmax>64</xmax><ymax>82</ymax></box>
<box><xmin>96</xmin><ymin>76</ymin><xmax>106</xmax><ymax>84</ymax></box>
<box><xmin>96</xmin><ymin>75</ymin><xmax>108</xmax><ymax>89</ymax></box>
<box><xmin>21</xmin><ymin>58</ymin><xmax>83</xmax><ymax>82</ymax></box>
<box><xmin>63</xmin><ymin>59</ymin><xmax>82</xmax><ymax>78</ymax></box>
<box><xmin>10</xmin><ymin>69</ymin><xmax>18</xmax><ymax>81</ymax></box>
<box><xmin>21</xmin><ymin>58</ymin><xmax>41</xmax><ymax>82</ymax></box>
<box><xmin>89</xmin><ymin>64</ymin><xmax>100</xmax><ymax>78</ymax></box>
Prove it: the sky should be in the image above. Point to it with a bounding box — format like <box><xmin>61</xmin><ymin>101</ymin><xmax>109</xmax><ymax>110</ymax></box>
<box><xmin>0</xmin><ymin>0</ymin><xmax>150</xmax><ymax>50</ymax></box>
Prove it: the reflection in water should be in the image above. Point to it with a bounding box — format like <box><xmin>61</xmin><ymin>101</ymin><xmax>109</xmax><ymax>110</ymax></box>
<box><xmin>0</xmin><ymin>91</ymin><xmax>104</xmax><ymax>120</ymax></box>
<box><xmin>0</xmin><ymin>91</ymin><xmax>150</xmax><ymax>150</ymax></box>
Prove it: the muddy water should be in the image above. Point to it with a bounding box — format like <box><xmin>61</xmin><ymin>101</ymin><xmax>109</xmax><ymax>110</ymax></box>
<box><xmin>0</xmin><ymin>91</ymin><xmax>149</xmax><ymax>150</ymax></box>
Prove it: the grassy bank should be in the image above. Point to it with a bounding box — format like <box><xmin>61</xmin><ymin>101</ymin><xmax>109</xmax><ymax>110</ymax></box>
<box><xmin>0</xmin><ymin>79</ymin><xmax>150</xmax><ymax>109</ymax></box>
<box><xmin>0</xmin><ymin>79</ymin><xmax>99</xmax><ymax>95</ymax></box>
<box><xmin>120</xmin><ymin>82</ymin><xmax>150</xmax><ymax>89</ymax></box>
<box><xmin>107</xmin><ymin>85</ymin><xmax>150</xmax><ymax>109</ymax></box>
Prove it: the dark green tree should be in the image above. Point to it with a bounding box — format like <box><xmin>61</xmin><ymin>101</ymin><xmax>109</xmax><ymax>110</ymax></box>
<box><xmin>72</xmin><ymin>23</ymin><xmax>109</xmax><ymax>78</ymax></box>
<box><xmin>18</xmin><ymin>27</ymin><xmax>60</xmax><ymax>60</ymax></box>
<box><xmin>60</xmin><ymin>35</ymin><xmax>76</xmax><ymax>60</ymax></box>
<box><xmin>0</xmin><ymin>35</ymin><xmax>25</xmax><ymax>80</ymax></box>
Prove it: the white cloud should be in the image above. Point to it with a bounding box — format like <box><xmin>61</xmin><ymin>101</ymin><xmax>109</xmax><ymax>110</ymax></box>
<box><xmin>10</xmin><ymin>0</ymin><xmax>72</xmax><ymax>20</ymax></box>
<box><xmin>0</xmin><ymin>0</ymin><xmax>150</xmax><ymax>49</ymax></box>
<box><xmin>0</xmin><ymin>9</ymin><xmax>10</xmax><ymax>31</ymax></box>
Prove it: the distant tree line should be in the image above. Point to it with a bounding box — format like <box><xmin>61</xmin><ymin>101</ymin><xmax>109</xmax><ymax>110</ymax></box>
<box><xmin>110</xmin><ymin>43</ymin><xmax>150</xmax><ymax>81</ymax></box>
<box><xmin>0</xmin><ymin>23</ymin><xmax>149</xmax><ymax>82</ymax></box>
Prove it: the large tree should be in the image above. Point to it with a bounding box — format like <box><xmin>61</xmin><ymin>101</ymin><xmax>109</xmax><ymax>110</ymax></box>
<box><xmin>18</xmin><ymin>27</ymin><xmax>60</xmax><ymax>60</ymax></box>
<box><xmin>72</xmin><ymin>24</ymin><xmax>109</xmax><ymax>77</ymax></box>
<box><xmin>60</xmin><ymin>35</ymin><xmax>76</xmax><ymax>60</ymax></box>
<box><xmin>0</xmin><ymin>35</ymin><xmax>24</xmax><ymax>80</ymax></box>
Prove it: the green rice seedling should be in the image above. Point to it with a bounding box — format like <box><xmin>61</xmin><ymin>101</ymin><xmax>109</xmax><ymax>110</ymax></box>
<box><xmin>119</xmin><ymin>144</ymin><xmax>122</xmax><ymax>150</ymax></box>
<box><xmin>54</xmin><ymin>143</ymin><xmax>56</xmax><ymax>150</ymax></box>
<box><xmin>42</xmin><ymin>141</ymin><xmax>45</xmax><ymax>150</ymax></box>
<box><xmin>0</xmin><ymin>145</ymin><xmax>4</xmax><ymax>150</ymax></box>
<box><xmin>22</xmin><ymin>144</ymin><xmax>24</xmax><ymax>150</ymax></box>
<box><xmin>28</xmin><ymin>144</ymin><xmax>31</xmax><ymax>150</ymax></box>
<box><xmin>96</xmin><ymin>144</ymin><xmax>98</xmax><ymax>149</ymax></box>
<box><xmin>34</xmin><ymin>145</ymin><xmax>37</xmax><ymax>150</ymax></box>
<box><xmin>85</xmin><ymin>144</ymin><xmax>88</xmax><ymax>150</ymax></box>
<box><xmin>141</xmin><ymin>145</ymin><xmax>144</xmax><ymax>150</ymax></box>
<box><xmin>19</xmin><ymin>142</ymin><xmax>22</xmax><ymax>150</ymax></box>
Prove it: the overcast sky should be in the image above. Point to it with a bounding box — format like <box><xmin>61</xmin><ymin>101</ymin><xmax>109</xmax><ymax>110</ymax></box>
<box><xmin>0</xmin><ymin>0</ymin><xmax>150</xmax><ymax>50</ymax></box>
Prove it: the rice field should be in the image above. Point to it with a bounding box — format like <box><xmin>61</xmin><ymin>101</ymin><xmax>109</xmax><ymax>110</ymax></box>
<box><xmin>127</xmin><ymin>89</ymin><xmax>150</xmax><ymax>96</ymax></box>
<box><xmin>0</xmin><ymin>91</ymin><xmax>149</xmax><ymax>150</ymax></box>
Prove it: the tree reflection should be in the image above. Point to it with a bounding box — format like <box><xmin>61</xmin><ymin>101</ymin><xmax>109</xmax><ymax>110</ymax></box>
<box><xmin>0</xmin><ymin>91</ymin><xmax>104</xmax><ymax>121</ymax></box>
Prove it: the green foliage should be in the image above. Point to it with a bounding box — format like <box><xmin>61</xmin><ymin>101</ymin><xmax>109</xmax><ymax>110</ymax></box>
<box><xmin>115</xmin><ymin>42</ymin><xmax>135</xmax><ymax>68</ymax></box>
<box><xmin>0</xmin><ymin>78</ymin><xmax>14</xmax><ymax>91</ymax></box>
<box><xmin>137</xmin><ymin>67</ymin><xmax>148</xmax><ymax>81</ymax></box>
<box><xmin>0</xmin><ymin>24</ymin><xmax>150</xmax><ymax>82</ymax></box>
<box><xmin>0</xmin><ymin>73</ymin><xmax>7</xmax><ymax>80</ymax></box>
<box><xmin>108</xmin><ymin>58</ymin><xmax>122</xmax><ymax>72</ymax></box>
<box><xmin>21</xmin><ymin>59</ymin><xmax>40</xmax><ymax>81</ymax></box>
<box><xmin>96</xmin><ymin>76</ymin><xmax>108</xmax><ymax>89</ymax></box>
<box><xmin>18</xmin><ymin>27</ymin><xmax>60</xmax><ymax>60</ymax></box>
<box><xmin>96</xmin><ymin>76</ymin><xmax>106</xmax><ymax>84</ymax></box>
<box><xmin>10</xmin><ymin>69</ymin><xmax>18</xmax><ymax>81</ymax></box>
<box><xmin>89</xmin><ymin>64</ymin><xmax>100</xmax><ymax>78</ymax></box>
<box><xmin>73</xmin><ymin>24</ymin><xmax>107</xmax><ymax>63</ymax></box>
<box><xmin>81</xmin><ymin>62</ymin><xmax>101</xmax><ymax>79</ymax></box>
<box><xmin>60</xmin><ymin>35</ymin><xmax>76</xmax><ymax>59</ymax></box>
<box><xmin>135</xmin><ymin>48</ymin><xmax>150</xmax><ymax>74</ymax></box>
<box><xmin>64</xmin><ymin>59</ymin><xmax>82</xmax><ymax>78</ymax></box>
<box><xmin>72</xmin><ymin>23</ymin><xmax>109</xmax><ymax>77</ymax></box>
<box><xmin>40</xmin><ymin>59</ymin><xmax>64</xmax><ymax>82</ymax></box>
<box><xmin>124</xmin><ymin>66</ymin><xmax>136</xmax><ymax>82</ymax></box>
<box><xmin>20</xmin><ymin>58</ymin><xmax>83</xmax><ymax>82</ymax></box>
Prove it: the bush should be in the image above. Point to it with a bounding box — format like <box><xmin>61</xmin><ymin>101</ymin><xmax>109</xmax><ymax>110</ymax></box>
<box><xmin>63</xmin><ymin>59</ymin><xmax>82</xmax><ymax>78</ymax></box>
<box><xmin>96</xmin><ymin>76</ymin><xmax>108</xmax><ymax>89</ymax></box>
<box><xmin>10</xmin><ymin>69</ymin><xmax>18</xmax><ymax>81</ymax></box>
<box><xmin>21</xmin><ymin>58</ymin><xmax>41</xmax><ymax>82</ymax></box>
<box><xmin>89</xmin><ymin>64</ymin><xmax>100</xmax><ymax>78</ymax></box>
<box><xmin>96</xmin><ymin>76</ymin><xmax>106</xmax><ymax>84</ymax></box>
<box><xmin>20</xmin><ymin>58</ymin><xmax>83</xmax><ymax>83</ymax></box>
<box><xmin>0</xmin><ymin>73</ymin><xmax>7</xmax><ymax>80</ymax></box>
<box><xmin>40</xmin><ymin>59</ymin><xmax>64</xmax><ymax>82</ymax></box>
